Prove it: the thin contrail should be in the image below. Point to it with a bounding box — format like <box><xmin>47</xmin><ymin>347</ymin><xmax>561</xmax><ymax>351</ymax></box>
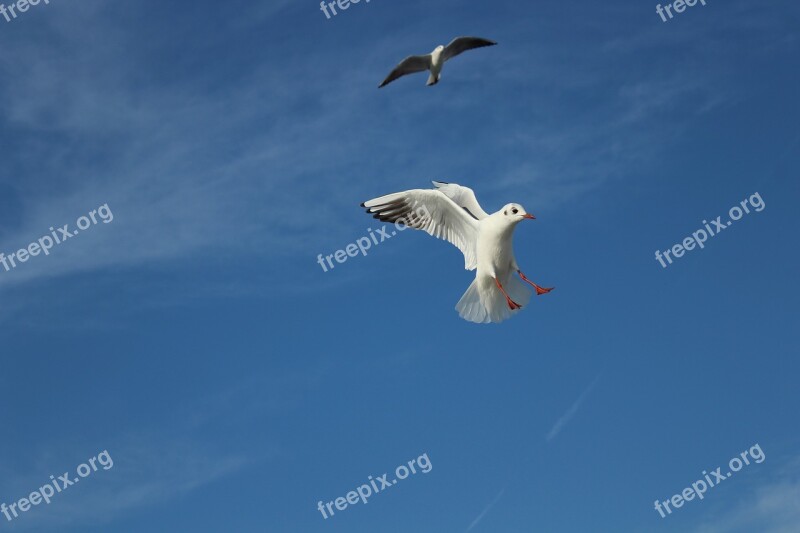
<box><xmin>466</xmin><ymin>487</ymin><xmax>505</xmax><ymax>532</ymax></box>
<box><xmin>546</xmin><ymin>375</ymin><xmax>601</xmax><ymax>442</ymax></box>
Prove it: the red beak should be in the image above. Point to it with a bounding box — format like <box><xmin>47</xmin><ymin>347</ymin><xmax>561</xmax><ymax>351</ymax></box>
<box><xmin>523</xmin><ymin>213</ymin><xmax>535</xmax><ymax>220</ymax></box>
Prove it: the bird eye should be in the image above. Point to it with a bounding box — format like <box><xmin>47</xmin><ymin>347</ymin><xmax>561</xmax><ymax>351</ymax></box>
<box><xmin>511</xmin><ymin>208</ymin><xmax>518</xmax><ymax>214</ymax></box>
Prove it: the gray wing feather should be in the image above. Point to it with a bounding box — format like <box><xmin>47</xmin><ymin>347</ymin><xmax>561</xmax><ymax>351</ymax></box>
<box><xmin>442</xmin><ymin>37</ymin><xmax>497</xmax><ymax>62</ymax></box>
<box><xmin>432</xmin><ymin>181</ymin><xmax>491</xmax><ymax>220</ymax></box>
<box><xmin>379</xmin><ymin>55</ymin><xmax>432</xmax><ymax>88</ymax></box>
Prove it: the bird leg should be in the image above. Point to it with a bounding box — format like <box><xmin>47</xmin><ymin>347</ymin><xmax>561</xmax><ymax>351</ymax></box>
<box><xmin>517</xmin><ymin>270</ymin><xmax>554</xmax><ymax>295</ymax></box>
<box><xmin>494</xmin><ymin>277</ymin><xmax>522</xmax><ymax>310</ymax></box>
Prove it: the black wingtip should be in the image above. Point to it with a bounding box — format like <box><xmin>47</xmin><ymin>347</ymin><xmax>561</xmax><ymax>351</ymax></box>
<box><xmin>360</xmin><ymin>202</ymin><xmax>366</xmax><ymax>207</ymax></box>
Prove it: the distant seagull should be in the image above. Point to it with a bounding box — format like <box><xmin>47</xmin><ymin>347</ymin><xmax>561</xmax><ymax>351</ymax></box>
<box><xmin>378</xmin><ymin>37</ymin><xmax>497</xmax><ymax>88</ymax></box>
<box><xmin>360</xmin><ymin>181</ymin><xmax>553</xmax><ymax>323</ymax></box>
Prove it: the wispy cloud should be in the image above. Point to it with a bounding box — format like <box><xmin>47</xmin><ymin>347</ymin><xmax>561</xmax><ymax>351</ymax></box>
<box><xmin>692</xmin><ymin>456</ymin><xmax>800</xmax><ymax>533</ymax></box>
<box><xmin>0</xmin><ymin>367</ymin><xmax>324</xmax><ymax>530</ymax></box>
<box><xmin>546</xmin><ymin>375</ymin><xmax>600</xmax><ymax>442</ymax></box>
<box><xmin>0</xmin><ymin>4</ymin><xmax>389</xmax><ymax>291</ymax></box>
<box><xmin>0</xmin><ymin>434</ymin><xmax>249</xmax><ymax>531</ymax></box>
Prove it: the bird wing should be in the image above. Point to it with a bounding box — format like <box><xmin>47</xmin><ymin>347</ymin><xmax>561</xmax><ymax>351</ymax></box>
<box><xmin>361</xmin><ymin>189</ymin><xmax>479</xmax><ymax>270</ymax></box>
<box><xmin>432</xmin><ymin>181</ymin><xmax>491</xmax><ymax>220</ymax></box>
<box><xmin>379</xmin><ymin>55</ymin><xmax>432</xmax><ymax>88</ymax></box>
<box><xmin>442</xmin><ymin>36</ymin><xmax>497</xmax><ymax>62</ymax></box>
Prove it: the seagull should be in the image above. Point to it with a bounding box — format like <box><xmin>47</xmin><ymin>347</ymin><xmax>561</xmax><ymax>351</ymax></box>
<box><xmin>360</xmin><ymin>181</ymin><xmax>553</xmax><ymax>324</ymax></box>
<box><xmin>378</xmin><ymin>37</ymin><xmax>497</xmax><ymax>88</ymax></box>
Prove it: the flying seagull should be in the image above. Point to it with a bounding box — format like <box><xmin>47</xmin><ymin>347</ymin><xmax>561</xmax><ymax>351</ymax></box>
<box><xmin>378</xmin><ymin>37</ymin><xmax>497</xmax><ymax>88</ymax></box>
<box><xmin>360</xmin><ymin>181</ymin><xmax>553</xmax><ymax>324</ymax></box>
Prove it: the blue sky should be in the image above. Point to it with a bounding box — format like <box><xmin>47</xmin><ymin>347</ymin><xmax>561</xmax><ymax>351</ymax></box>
<box><xmin>0</xmin><ymin>0</ymin><xmax>798</xmax><ymax>531</ymax></box>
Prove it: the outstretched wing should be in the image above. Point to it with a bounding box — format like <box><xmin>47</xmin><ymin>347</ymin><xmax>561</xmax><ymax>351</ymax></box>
<box><xmin>379</xmin><ymin>55</ymin><xmax>432</xmax><ymax>88</ymax></box>
<box><xmin>361</xmin><ymin>189</ymin><xmax>479</xmax><ymax>270</ymax></box>
<box><xmin>432</xmin><ymin>181</ymin><xmax>491</xmax><ymax>220</ymax></box>
<box><xmin>442</xmin><ymin>37</ymin><xmax>497</xmax><ymax>62</ymax></box>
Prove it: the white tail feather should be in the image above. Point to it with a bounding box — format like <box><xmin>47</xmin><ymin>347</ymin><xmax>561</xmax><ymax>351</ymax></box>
<box><xmin>456</xmin><ymin>279</ymin><xmax>490</xmax><ymax>323</ymax></box>
<box><xmin>456</xmin><ymin>274</ymin><xmax>531</xmax><ymax>324</ymax></box>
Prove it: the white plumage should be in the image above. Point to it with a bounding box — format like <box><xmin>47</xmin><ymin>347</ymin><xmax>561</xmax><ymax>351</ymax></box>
<box><xmin>361</xmin><ymin>182</ymin><xmax>553</xmax><ymax>324</ymax></box>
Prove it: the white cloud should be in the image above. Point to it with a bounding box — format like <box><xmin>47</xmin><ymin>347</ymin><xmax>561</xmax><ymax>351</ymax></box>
<box><xmin>693</xmin><ymin>457</ymin><xmax>800</xmax><ymax>533</ymax></box>
<box><xmin>0</xmin><ymin>436</ymin><xmax>248</xmax><ymax>531</ymax></box>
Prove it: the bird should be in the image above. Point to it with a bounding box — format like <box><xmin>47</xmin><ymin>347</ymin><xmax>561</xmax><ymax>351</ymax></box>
<box><xmin>378</xmin><ymin>36</ymin><xmax>497</xmax><ymax>88</ymax></box>
<box><xmin>360</xmin><ymin>181</ymin><xmax>553</xmax><ymax>323</ymax></box>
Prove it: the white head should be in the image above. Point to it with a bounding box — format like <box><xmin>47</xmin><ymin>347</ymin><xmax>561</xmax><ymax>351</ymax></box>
<box><xmin>434</xmin><ymin>45</ymin><xmax>445</xmax><ymax>52</ymax></box>
<box><xmin>499</xmin><ymin>203</ymin><xmax>535</xmax><ymax>223</ymax></box>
